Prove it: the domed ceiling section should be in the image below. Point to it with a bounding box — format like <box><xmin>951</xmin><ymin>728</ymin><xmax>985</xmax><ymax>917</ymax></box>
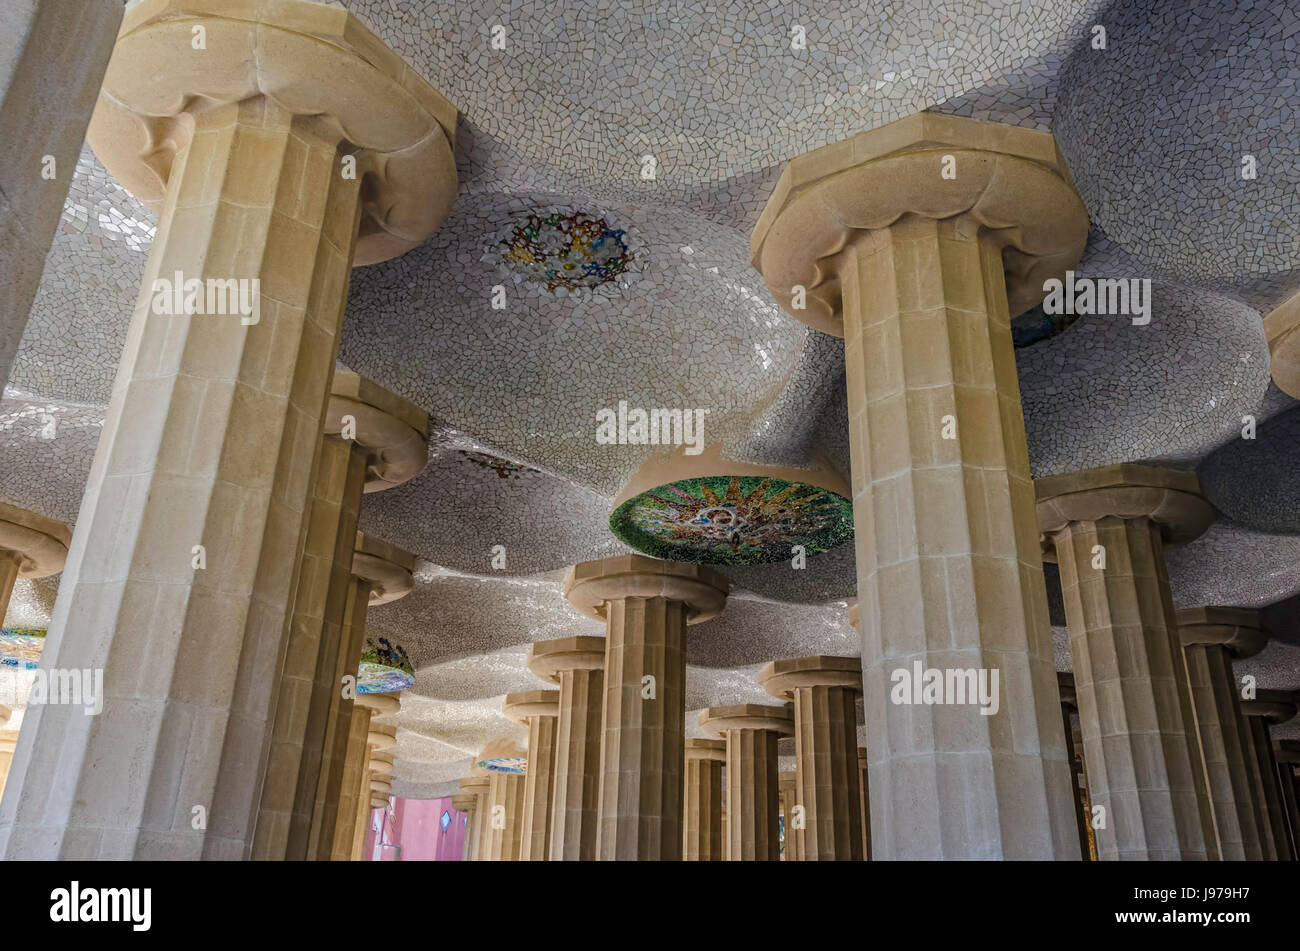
<box><xmin>340</xmin><ymin>190</ymin><xmax>811</xmax><ymax>497</ymax></box>
<box><xmin>1197</xmin><ymin>406</ymin><xmax>1300</xmax><ymax>534</ymax></box>
<box><xmin>346</xmin><ymin>0</ymin><xmax>1102</xmax><ymax>188</ymax></box>
<box><xmin>1168</xmin><ymin>518</ymin><xmax>1300</xmax><ymax>610</ymax></box>
<box><xmin>1018</xmin><ymin>283</ymin><xmax>1270</xmax><ymax>477</ymax></box>
<box><xmin>1053</xmin><ymin>0</ymin><xmax>1300</xmax><ymax>303</ymax></box>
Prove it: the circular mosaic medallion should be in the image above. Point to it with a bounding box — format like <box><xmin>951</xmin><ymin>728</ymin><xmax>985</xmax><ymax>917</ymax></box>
<box><xmin>357</xmin><ymin>636</ymin><xmax>415</xmax><ymax>694</ymax></box>
<box><xmin>610</xmin><ymin>476</ymin><xmax>853</xmax><ymax>566</ymax></box>
<box><xmin>500</xmin><ymin>210</ymin><xmax>635</xmax><ymax>291</ymax></box>
<box><xmin>0</xmin><ymin>628</ymin><xmax>46</xmax><ymax>670</ymax></box>
<box><xmin>473</xmin><ymin>757</ymin><xmax>527</xmax><ymax>774</ymax></box>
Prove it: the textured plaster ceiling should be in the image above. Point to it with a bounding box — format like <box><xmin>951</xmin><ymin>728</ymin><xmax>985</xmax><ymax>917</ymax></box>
<box><xmin>5</xmin><ymin>0</ymin><xmax>1300</xmax><ymax>797</ymax></box>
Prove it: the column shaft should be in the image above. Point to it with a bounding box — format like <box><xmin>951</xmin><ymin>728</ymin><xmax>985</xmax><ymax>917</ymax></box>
<box><xmin>0</xmin><ymin>101</ymin><xmax>362</xmax><ymax>860</ymax></box>
<box><xmin>332</xmin><ymin>703</ymin><xmax>372</xmax><ymax>861</ymax></box>
<box><xmin>857</xmin><ymin>748</ymin><xmax>871</xmax><ymax>860</ymax></box>
<box><xmin>1245</xmin><ymin>718</ymin><xmax>1293</xmax><ymax>861</ymax></box>
<box><xmin>1182</xmin><ymin>644</ymin><xmax>1265</xmax><ymax>860</ymax></box>
<box><xmin>598</xmin><ymin>596</ymin><xmax>687</xmax><ymax>860</ymax></box>
<box><xmin>485</xmin><ymin>772</ymin><xmax>525</xmax><ymax>861</ymax></box>
<box><xmin>683</xmin><ymin>754</ymin><xmax>724</xmax><ymax>861</ymax></box>
<box><xmin>307</xmin><ymin>575</ymin><xmax>371</xmax><ymax>858</ymax></box>
<box><xmin>255</xmin><ymin>435</ymin><xmax>367</xmax><ymax>859</ymax></box>
<box><xmin>1053</xmin><ymin>518</ymin><xmax>1210</xmax><ymax>859</ymax></box>
<box><xmin>845</xmin><ymin>219</ymin><xmax>1076</xmax><ymax>859</ymax></box>
<box><xmin>520</xmin><ymin>714</ymin><xmax>558</xmax><ymax>861</ymax></box>
<box><xmin>725</xmin><ymin>728</ymin><xmax>781</xmax><ymax>861</ymax></box>
<box><xmin>778</xmin><ymin>771</ymin><xmax>803</xmax><ymax>861</ymax></box>
<box><xmin>550</xmin><ymin>666</ymin><xmax>603</xmax><ymax>861</ymax></box>
<box><xmin>792</xmin><ymin>684</ymin><xmax>861</xmax><ymax>861</ymax></box>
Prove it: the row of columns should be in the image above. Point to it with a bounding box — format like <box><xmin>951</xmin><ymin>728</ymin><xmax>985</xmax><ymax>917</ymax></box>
<box><xmin>0</xmin><ymin>0</ymin><xmax>453</xmax><ymax>859</ymax></box>
<box><xmin>3</xmin><ymin>6</ymin><xmax>1299</xmax><ymax>862</ymax></box>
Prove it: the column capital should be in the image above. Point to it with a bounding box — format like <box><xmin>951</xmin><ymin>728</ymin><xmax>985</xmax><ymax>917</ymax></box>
<box><xmin>699</xmin><ymin>704</ymin><xmax>794</xmax><ymax>737</ymax></box>
<box><xmin>750</xmin><ymin>112</ymin><xmax>1087</xmax><ymax>336</ymax></box>
<box><xmin>501</xmin><ymin>690</ymin><xmax>560</xmax><ymax>724</ymax></box>
<box><xmin>449</xmin><ymin>792</ymin><xmax>477</xmax><ymax>813</ymax></box>
<box><xmin>526</xmin><ymin>636</ymin><xmax>605</xmax><ymax>684</ymax></box>
<box><xmin>564</xmin><ymin>554</ymin><xmax>728</xmax><ymax>624</ymax></box>
<box><xmin>1275</xmin><ymin>739</ymin><xmax>1300</xmax><ymax>765</ymax></box>
<box><xmin>458</xmin><ymin>775</ymin><xmax>491</xmax><ymax>794</ymax></box>
<box><xmin>365</xmin><ymin>723</ymin><xmax>398</xmax><ymax>753</ymax></box>
<box><xmin>759</xmin><ymin>655</ymin><xmax>862</xmax><ymax>700</ymax></box>
<box><xmin>0</xmin><ymin>500</ymin><xmax>70</xmax><ymax>577</ymax></box>
<box><xmin>1264</xmin><ymin>289</ymin><xmax>1300</xmax><ymax>399</ymax></box>
<box><xmin>1175</xmin><ymin>606</ymin><xmax>1270</xmax><ymax>658</ymax></box>
<box><xmin>1241</xmin><ymin>689</ymin><xmax>1298</xmax><ymax>725</ymax></box>
<box><xmin>684</xmin><ymin>738</ymin><xmax>727</xmax><ymax>763</ymax></box>
<box><xmin>325</xmin><ymin>369</ymin><xmax>430</xmax><ymax>492</ymax></box>
<box><xmin>88</xmin><ymin>0</ymin><xmax>458</xmax><ymax>265</ymax></box>
<box><xmin>352</xmin><ymin>533</ymin><xmax>415</xmax><ymax>605</ymax></box>
<box><xmin>1035</xmin><ymin>463</ymin><xmax>1214</xmax><ymax>551</ymax></box>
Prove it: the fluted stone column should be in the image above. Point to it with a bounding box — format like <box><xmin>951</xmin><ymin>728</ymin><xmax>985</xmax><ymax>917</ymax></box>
<box><xmin>331</xmin><ymin>692</ymin><xmax>397</xmax><ymax>861</ymax></box>
<box><xmin>1241</xmin><ymin>690</ymin><xmax>1297</xmax><ymax>861</ymax></box>
<box><xmin>753</xmin><ymin>113</ymin><xmax>1087</xmax><ymax>860</ymax></box>
<box><xmin>564</xmin><ymin>555</ymin><xmax>728</xmax><ymax>860</ymax></box>
<box><xmin>778</xmin><ymin>771</ymin><xmax>802</xmax><ymax>861</ymax></box>
<box><xmin>0</xmin><ymin>0</ymin><xmax>122</xmax><ymax>390</ymax></box>
<box><xmin>857</xmin><ymin>747</ymin><xmax>871</xmax><ymax>861</ymax></box>
<box><xmin>484</xmin><ymin>771</ymin><xmax>526</xmax><ymax>862</ymax></box>
<box><xmin>527</xmin><ymin>637</ymin><xmax>605</xmax><ymax>861</ymax></box>
<box><xmin>0</xmin><ymin>0</ymin><xmax>456</xmax><ymax>860</ymax></box>
<box><xmin>683</xmin><ymin>738</ymin><xmax>726</xmax><ymax>861</ymax></box>
<box><xmin>1057</xmin><ymin>672</ymin><xmax>1095</xmax><ymax>861</ymax></box>
<box><xmin>309</xmin><ymin>535</ymin><xmax>413</xmax><ymax>860</ymax></box>
<box><xmin>450</xmin><ymin>790</ymin><xmax>478</xmax><ymax>861</ymax></box>
<box><xmin>503</xmin><ymin>690</ymin><xmax>560</xmax><ymax>861</ymax></box>
<box><xmin>760</xmin><ymin>656</ymin><xmax>862</xmax><ymax>861</ymax></box>
<box><xmin>256</xmin><ymin>373</ymin><xmax>427</xmax><ymax>860</ymax></box>
<box><xmin>1038</xmin><ymin>464</ymin><xmax>1216</xmax><ymax>861</ymax></box>
<box><xmin>1274</xmin><ymin>739</ymin><xmax>1300</xmax><ymax>859</ymax></box>
<box><xmin>0</xmin><ymin>705</ymin><xmax>13</xmax><ymax>802</ymax></box>
<box><xmin>700</xmin><ymin>704</ymin><xmax>792</xmax><ymax>861</ymax></box>
<box><xmin>1177</xmin><ymin>607</ymin><xmax>1273</xmax><ymax>861</ymax></box>
<box><xmin>458</xmin><ymin>775</ymin><xmax>491</xmax><ymax>862</ymax></box>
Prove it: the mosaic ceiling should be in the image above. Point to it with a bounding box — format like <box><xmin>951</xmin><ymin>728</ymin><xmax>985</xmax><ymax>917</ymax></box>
<box><xmin>5</xmin><ymin>0</ymin><xmax>1300</xmax><ymax>798</ymax></box>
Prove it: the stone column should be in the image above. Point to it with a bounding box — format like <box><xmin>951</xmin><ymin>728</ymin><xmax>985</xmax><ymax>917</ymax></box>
<box><xmin>699</xmin><ymin>704</ymin><xmax>792</xmax><ymax>861</ymax></box>
<box><xmin>564</xmin><ymin>555</ymin><xmax>728</xmax><ymax>860</ymax></box>
<box><xmin>760</xmin><ymin>656</ymin><xmax>862</xmax><ymax>861</ymax></box>
<box><xmin>308</xmin><ymin>534</ymin><xmax>413</xmax><ymax>860</ymax></box>
<box><xmin>484</xmin><ymin>771</ymin><xmax>526</xmax><ymax>862</ymax></box>
<box><xmin>503</xmin><ymin>690</ymin><xmax>560</xmax><ymax>861</ymax></box>
<box><xmin>1038</xmin><ymin>464</ymin><xmax>1217</xmax><ymax>860</ymax></box>
<box><xmin>682</xmin><ymin>738</ymin><xmax>725</xmax><ymax>861</ymax></box>
<box><xmin>1274</xmin><ymin>740</ymin><xmax>1300</xmax><ymax>859</ymax></box>
<box><xmin>450</xmin><ymin>791</ymin><xmax>477</xmax><ymax>861</ymax></box>
<box><xmin>753</xmin><ymin>113</ymin><xmax>1087</xmax><ymax>860</ymax></box>
<box><xmin>0</xmin><ymin>505</ymin><xmax>69</xmax><ymax>802</ymax></box>
<box><xmin>0</xmin><ymin>0</ymin><xmax>456</xmax><ymax>860</ymax></box>
<box><xmin>527</xmin><ymin>637</ymin><xmax>605</xmax><ymax>861</ymax></box>
<box><xmin>256</xmin><ymin>373</ymin><xmax>427</xmax><ymax>860</ymax></box>
<box><xmin>1241</xmin><ymin>690</ymin><xmax>1297</xmax><ymax>861</ymax></box>
<box><xmin>857</xmin><ymin>747</ymin><xmax>871</xmax><ymax>861</ymax></box>
<box><xmin>0</xmin><ymin>0</ymin><xmax>122</xmax><ymax>390</ymax></box>
<box><xmin>778</xmin><ymin>771</ymin><xmax>802</xmax><ymax>861</ymax></box>
<box><xmin>1176</xmin><ymin>607</ymin><xmax>1273</xmax><ymax>861</ymax></box>
<box><xmin>331</xmin><ymin>692</ymin><xmax>397</xmax><ymax>861</ymax></box>
<box><xmin>1056</xmin><ymin>673</ymin><xmax>1094</xmax><ymax>861</ymax></box>
<box><xmin>457</xmin><ymin>776</ymin><xmax>491</xmax><ymax>862</ymax></box>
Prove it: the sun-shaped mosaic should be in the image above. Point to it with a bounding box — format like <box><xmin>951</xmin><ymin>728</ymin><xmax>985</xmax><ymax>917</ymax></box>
<box><xmin>473</xmin><ymin>757</ymin><xmax>527</xmax><ymax>774</ymax></box>
<box><xmin>501</xmin><ymin>210</ymin><xmax>634</xmax><ymax>290</ymax></box>
<box><xmin>610</xmin><ymin>476</ymin><xmax>853</xmax><ymax>566</ymax></box>
<box><xmin>357</xmin><ymin>635</ymin><xmax>415</xmax><ymax>694</ymax></box>
<box><xmin>0</xmin><ymin>628</ymin><xmax>46</xmax><ymax>670</ymax></box>
<box><xmin>457</xmin><ymin>450</ymin><xmax>538</xmax><ymax>480</ymax></box>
